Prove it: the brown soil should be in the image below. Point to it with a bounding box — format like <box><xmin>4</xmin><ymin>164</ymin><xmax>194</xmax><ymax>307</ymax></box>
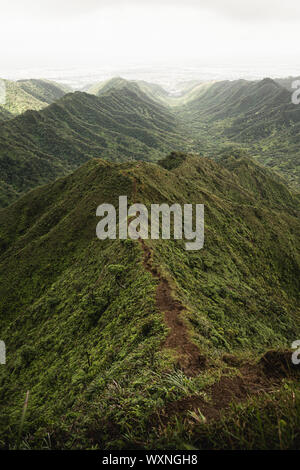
<box><xmin>151</xmin><ymin>350</ymin><xmax>300</xmax><ymax>426</ymax></box>
<box><xmin>259</xmin><ymin>349</ymin><xmax>300</xmax><ymax>378</ymax></box>
<box><xmin>152</xmin><ymin>364</ymin><xmax>284</xmax><ymax>426</ymax></box>
<box><xmin>140</xmin><ymin>238</ymin><xmax>206</xmax><ymax>376</ymax></box>
<box><xmin>130</xmin><ymin>176</ymin><xmax>299</xmax><ymax>424</ymax></box>
<box><xmin>130</xmin><ymin>176</ymin><xmax>205</xmax><ymax>376</ymax></box>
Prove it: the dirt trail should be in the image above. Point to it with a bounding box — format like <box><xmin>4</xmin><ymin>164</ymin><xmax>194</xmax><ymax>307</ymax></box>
<box><xmin>151</xmin><ymin>366</ymin><xmax>277</xmax><ymax>426</ymax></box>
<box><xmin>152</xmin><ymin>351</ymin><xmax>300</xmax><ymax>425</ymax></box>
<box><xmin>139</xmin><ymin>237</ymin><xmax>297</xmax><ymax>425</ymax></box>
<box><xmin>140</xmin><ymin>239</ymin><xmax>206</xmax><ymax>376</ymax></box>
<box><xmin>131</xmin><ymin>175</ymin><xmax>205</xmax><ymax>376</ymax></box>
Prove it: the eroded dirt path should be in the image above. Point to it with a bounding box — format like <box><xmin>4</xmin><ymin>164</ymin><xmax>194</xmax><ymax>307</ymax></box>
<box><xmin>151</xmin><ymin>351</ymin><xmax>300</xmax><ymax>425</ymax></box>
<box><xmin>129</xmin><ymin>174</ymin><xmax>299</xmax><ymax>411</ymax></box>
<box><xmin>140</xmin><ymin>239</ymin><xmax>206</xmax><ymax>376</ymax></box>
<box><xmin>130</xmin><ymin>174</ymin><xmax>205</xmax><ymax>376</ymax></box>
<box><xmin>153</xmin><ymin>365</ymin><xmax>277</xmax><ymax>425</ymax></box>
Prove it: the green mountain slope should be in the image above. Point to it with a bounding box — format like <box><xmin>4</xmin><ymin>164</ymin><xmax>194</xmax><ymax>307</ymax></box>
<box><xmin>88</xmin><ymin>76</ymin><xmax>138</xmax><ymax>96</ymax></box>
<box><xmin>0</xmin><ymin>87</ymin><xmax>191</xmax><ymax>207</ymax></box>
<box><xmin>0</xmin><ymin>107</ymin><xmax>13</xmax><ymax>121</ymax></box>
<box><xmin>275</xmin><ymin>76</ymin><xmax>300</xmax><ymax>91</ymax></box>
<box><xmin>182</xmin><ymin>78</ymin><xmax>282</xmax><ymax>118</ymax></box>
<box><xmin>88</xmin><ymin>76</ymin><xmax>169</xmax><ymax>104</ymax></box>
<box><xmin>16</xmin><ymin>79</ymin><xmax>71</xmax><ymax>105</ymax></box>
<box><xmin>0</xmin><ymin>154</ymin><xmax>299</xmax><ymax>449</ymax></box>
<box><xmin>89</xmin><ymin>77</ymin><xmax>215</xmax><ymax>107</ymax></box>
<box><xmin>89</xmin><ymin>77</ymin><xmax>300</xmax><ymax>188</ymax></box>
<box><xmin>0</xmin><ymin>79</ymin><xmax>47</xmax><ymax>117</ymax></box>
<box><xmin>1</xmin><ymin>75</ymin><xmax>299</xmax><ymax>210</ymax></box>
<box><xmin>179</xmin><ymin>78</ymin><xmax>300</xmax><ymax>188</ymax></box>
<box><xmin>0</xmin><ymin>79</ymin><xmax>70</xmax><ymax>120</ymax></box>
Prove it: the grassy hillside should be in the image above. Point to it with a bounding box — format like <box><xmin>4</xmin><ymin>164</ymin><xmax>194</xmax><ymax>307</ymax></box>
<box><xmin>1</xmin><ymin>75</ymin><xmax>299</xmax><ymax>209</ymax></box>
<box><xmin>0</xmin><ymin>154</ymin><xmax>299</xmax><ymax>449</ymax></box>
<box><xmin>179</xmin><ymin>78</ymin><xmax>300</xmax><ymax>188</ymax></box>
<box><xmin>0</xmin><ymin>86</ymin><xmax>191</xmax><ymax>207</ymax></box>
<box><xmin>0</xmin><ymin>79</ymin><xmax>70</xmax><ymax>120</ymax></box>
<box><xmin>88</xmin><ymin>77</ymin><xmax>169</xmax><ymax>104</ymax></box>
<box><xmin>0</xmin><ymin>107</ymin><xmax>13</xmax><ymax>121</ymax></box>
<box><xmin>275</xmin><ymin>76</ymin><xmax>300</xmax><ymax>91</ymax></box>
<box><xmin>0</xmin><ymin>79</ymin><xmax>47</xmax><ymax>117</ymax></box>
<box><xmin>16</xmin><ymin>79</ymin><xmax>71</xmax><ymax>105</ymax></box>
<box><xmin>89</xmin><ymin>77</ymin><xmax>300</xmax><ymax>188</ymax></box>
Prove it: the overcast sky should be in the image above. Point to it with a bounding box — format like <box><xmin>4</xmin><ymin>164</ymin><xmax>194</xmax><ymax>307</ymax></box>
<box><xmin>1</xmin><ymin>0</ymin><xmax>300</xmax><ymax>75</ymax></box>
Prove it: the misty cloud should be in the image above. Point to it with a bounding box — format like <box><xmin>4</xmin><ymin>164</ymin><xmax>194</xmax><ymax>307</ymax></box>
<box><xmin>5</xmin><ymin>0</ymin><xmax>300</xmax><ymax>22</ymax></box>
<box><xmin>171</xmin><ymin>0</ymin><xmax>300</xmax><ymax>21</ymax></box>
<box><xmin>1</xmin><ymin>1</ymin><xmax>300</xmax><ymax>74</ymax></box>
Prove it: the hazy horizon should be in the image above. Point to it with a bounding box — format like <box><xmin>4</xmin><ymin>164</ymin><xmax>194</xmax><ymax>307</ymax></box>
<box><xmin>2</xmin><ymin>62</ymin><xmax>300</xmax><ymax>92</ymax></box>
<box><xmin>1</xmin><ymin>0</ymin><xmax>300</xmax><ymax>89</ymax></box>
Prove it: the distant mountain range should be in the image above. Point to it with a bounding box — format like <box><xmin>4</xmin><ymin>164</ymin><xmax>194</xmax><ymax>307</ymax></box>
<box><xmin>88</xmin><ymin>76</ymin><xmax>166</xmax><ymax>98</ymax></box>
<box><xmin>176</xmin><ymin>77</ymin><xmax>300</xmax><ymax>187</ymax></box>
<box><xmin>0</xmin><ymin>83</ymin><xmax>190</xmax><ymax>206</ymax></box>
<box><xmin>0</xmin><ymin>75</ymin><xmax>299</xmax><ymax>208</ymax></box>
<box><xmin>275</xmin><ymin>76</ymin><xmax>300</xmax><ymax>91</ymax></box>
<box><xmin>0</xmin><ymin>78</ymin><xmax>71</xmax><ymax>119</ymax></box>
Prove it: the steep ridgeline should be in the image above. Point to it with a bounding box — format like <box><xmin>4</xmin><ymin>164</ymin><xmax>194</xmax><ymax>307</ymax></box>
<box><xmin>87</xmin><ymin>76</ymin><xmax>170</xmax><ymax>104</ymax></box>
<box><xmin>0</xmin><ymin>154</ymin><xmax>299</xmax><ymax>449</ymax></box>
<box><xmin>179</xmin><ymin>78</ymin><xmax>300</xmax><ymax>188</ymax></box>
<box><xmin>0</xmin><ymin>79</ymin><xmax>71</xmax><ymax>119</ymax></box>
<box><xmin>88</xmin><ymin>77</ymin><xmax>216</xmax><ymax>108</ymax></box>
<box><xmin>0</xmin><ymin>85</ymin><xmax>190</xmax><ymax>207</ymax></box>
<box><xmin>16</xmin><ymin>79</ymin><xmax>71</xmax><ymax>105</ymax></box>
<box><xmin>90</xmin><ymin>77</ymin><xmax>300</xmax><ymax>189</ymax></box>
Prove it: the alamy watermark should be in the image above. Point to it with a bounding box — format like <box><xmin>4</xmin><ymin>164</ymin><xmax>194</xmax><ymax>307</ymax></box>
<box><xmin>292</xmin><ymin>340</ymin><xmax>300</xmax><ymax>365</ymax></box>
<box><xmin>291</xmin><ymin>80</ymin><xmax>300</xmax><ymax>105</ymax></box>
<box><xmin>0</xmin><ymin>79</ymin><xmax>6</xmax><ymax>106</ymax></box>
<box><xmin>96</xmin><ymin>196</ymin><xmax>204</xmax><ymax>251</ymax></box>
<box><xmin>0</xmin><ymin>340</ymin><xmax>5</xmax><ymax>365</ymax></box>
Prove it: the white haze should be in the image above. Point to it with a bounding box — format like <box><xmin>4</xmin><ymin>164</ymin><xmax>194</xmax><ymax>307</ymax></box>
<box><xmin>1</xmin><ymin>0</ymin><xmax>300</xmax><ymax>86</ymax></box>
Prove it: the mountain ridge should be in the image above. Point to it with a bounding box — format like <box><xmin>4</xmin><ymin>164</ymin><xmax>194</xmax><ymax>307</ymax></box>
<box><xmin>0</xmin><ymin>75</ymin><xmax>299</xmax><ymax>210</ymax></box>
<box><xmin>0</xmin><ymin>86</ymin><xmax>190</xmax><ymax>207</ymax></box>
<box><xmin>0</xmin><ymin>153</ymin><xmax>299</xmax><ymax>449</ymax></box>
<box><xmin>0</xmin><ymin>78</ymin><xmax>71</xmax><ymax>120</ymax></box>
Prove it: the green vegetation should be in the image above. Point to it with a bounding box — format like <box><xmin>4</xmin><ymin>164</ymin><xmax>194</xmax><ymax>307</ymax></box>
<box><xmin>0</xmin><ymin>154</ymin><xmax>299</xmax><ymax>449</ymax></box>
<box><xmin>88</xmin><ymin>76</ymin><xmax>169</xmax><ymax>104</ymax></box>
<box><xmin>1</xmin><ymin>75</ymin><xmax>300</xmax><ymax>449</ymax></box>
<box><xmin>90</xmin><ymin>77</ymin><xmax>300</xmax><ymax>187</ymax></box>
<box><xmin>16</xmin><ymin>79</ymin><xmax>71</xmax><ymax>105</ymax></box>
<box><xmin>176</xmin><ymin>77</ymin><xmax>300</xmax><ymax>188</ymax></box>
<box><xmin>1</xmin><ymin>76</ymin><xmax>300</xmax><ymax>209</ymax></box>
<box><xmin>147</xmin><ymin>381</ymin><xmax>300</xmax><ymax>450</ymax></box>
<box><xmin>0</xmin><ymin>79</ymin><xmax>70</xmax><ymax>119</ymax></box>
<box><xmin>0</xmin><ymin>85</ymin><xmax>191</xmax><ymax>207</ymax></box>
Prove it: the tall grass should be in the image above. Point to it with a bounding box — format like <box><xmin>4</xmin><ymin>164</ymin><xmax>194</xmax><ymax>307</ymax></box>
<box><xmin>16</xmin><ymin>390</ymin><xmax>30</xmax><ymax>450</ymax></box>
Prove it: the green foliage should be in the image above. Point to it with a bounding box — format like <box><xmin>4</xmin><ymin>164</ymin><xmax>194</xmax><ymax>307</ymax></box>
<box><xmin>107</xmin><ymin>264</ymin><xmax>126</xmax><ymax>276</ymax></box>
<box><xmin>158</xmin><ymin>151</ymin><xmax>187</xmax><ymax>170</ymax></box>
<box><xmin>0</xmin><ymin>78</ymin><xmax>70</xmax><ymax>119</ymax></box>
<box><xmin>1</xmin><ymin>76</ymin><xmax>300</xmax><ymax>209</ymax></box>
<box><xmin>0</xmin><ymin>155</ymin><xmax>299</xmax><ymax>449</ymax></box>
<box><xmin>177</xmin><ymin>78</ymin><xmax>300</xmax><ymax>188</ymax></box>
<box><xmin>145</xmin><ymin>381</ymin><xmax>300</xmax><ymax>450</ymax></box>
<box><xmin>0</xmin><ymin>85</ymin><xmax>190</xmax><ymax>207</ymax></box>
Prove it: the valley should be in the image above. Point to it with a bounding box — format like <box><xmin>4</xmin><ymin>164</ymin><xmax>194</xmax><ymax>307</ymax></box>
<box><xmin>0</xmin><ymin>76</ymin><xmax>299</xmax><ymax>209</ymax></box>
<box><xmin>0</xmin><ymin>75</ymin><xmax>299</xmax><ymax>450</ymax></box>
<box><xmin>0</xmin><ymin>153</ymin><xmax>299</xmax><ymax>449</ymax></box>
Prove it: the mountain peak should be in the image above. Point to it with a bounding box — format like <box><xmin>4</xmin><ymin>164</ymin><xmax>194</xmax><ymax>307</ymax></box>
<box><xmin>258</xmin><ymin>77</ymin><xmax>281</xmax><ymax>88</ymax></box>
